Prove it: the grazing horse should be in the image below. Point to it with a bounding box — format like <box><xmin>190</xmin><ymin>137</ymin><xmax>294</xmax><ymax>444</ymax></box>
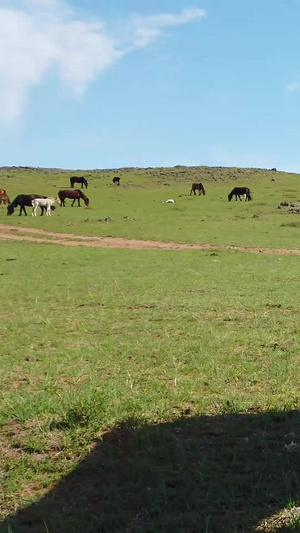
<box><xmin>190</xmin><ymin>183</ymin><xmax>206</xmax><ymax>196</ymax></box>
<box><xmin>228</xmin><ymin>187</ymin><xmax>252</xmax><ymax>201</ymax></box>
<box><xmin>70</xmin><ymin>176</ymin><xmax>88</xmax><ymax>189</ymax></box>
<box><xmin>7</xmin><ymin>194</ymin><xmax>55</xmax><ymax>216</ymax></box>
<box><xmin>113</xmin><ymin>177</ymin><xmax>120</xmax><ymax>186</ymax></box>
<box><xmin>58</xmin><ymin>189</ymin><xmax>89</xmax><ymax>207</ymax></box>
<box><xmin>32</xmin><ymin>197</ymin><xmax>59</xmax><ymax>217</ymax></box>
<box><xmin>0</xmin><ymin>190</ymin><xmax>10</xmax><ymax>205</ymax></box>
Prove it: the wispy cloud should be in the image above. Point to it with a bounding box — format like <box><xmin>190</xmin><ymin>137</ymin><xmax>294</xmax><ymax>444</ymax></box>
<box><xmin>129</xmin><ymin>8</ymin><xmax>206</xmax><ymax>49</ymax></box>
<box><xmin>0</xmin><ymin>2</ymin><xmax>206</xmax><ymax>122</ymax></box>
<box><xmin>286</xmin><ymin>82</ymin><xmax>300</xmax><ymax>92</ymax></box>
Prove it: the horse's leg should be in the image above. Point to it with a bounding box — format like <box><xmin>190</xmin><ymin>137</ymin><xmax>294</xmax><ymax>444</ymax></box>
<box><xmin>71</xmin><ymin>199</ymin><xmax>75</xmax><ymax>206</ymax></box>
<box><xmin>190</xmin><ymin>189</ymin><xmax>192</xmax><ymax>195</ymax></box>
<box><xmin>78</xmin><ymin>199</ymin><xmax>81</xmax><ymax>206</ymax></box>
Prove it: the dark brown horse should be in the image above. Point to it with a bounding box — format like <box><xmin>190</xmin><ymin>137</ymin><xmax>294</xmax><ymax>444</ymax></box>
<box><xmin>228</xmin><ymin>187</ymin><xmax>252</xmax><ymax>201</ymax></box>
<box><xmin>70</xmin><ymin>176</ymin><xmax>88</xmax><ymax>189</ymax></box>
<box><xmin>58</xmin><ymin>189</ymin><xmax>89</xmax><ymax>207</ymax></box>
<box><xmin>113</xmin><ymin>177</ymin><xmax>120</xmax><ymax>186</ymax></box>
<box><xmin>0</xmin><ymin>190</ymin><xmax>10</xmax><ymax>205</ymax></box>
<box><xmin>190</xmin><ymin>183</ymin><xmax>206</xmax><ymax>196</ymax></box>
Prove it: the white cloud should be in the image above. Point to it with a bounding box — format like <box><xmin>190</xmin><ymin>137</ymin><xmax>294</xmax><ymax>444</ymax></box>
<box><xmin>0</xmin><ymin>2</ymin><xmax>206</xmax><ymax>122</ymax></box>
<box><xmin>129</xmin><ymin>8</ymin><xmax>206</xmax><ymax>49</ymax></box>
<box><xmin>287</xmin><ymin>82</ymin><xmax>300</xmax><ymax>92</ymax></box>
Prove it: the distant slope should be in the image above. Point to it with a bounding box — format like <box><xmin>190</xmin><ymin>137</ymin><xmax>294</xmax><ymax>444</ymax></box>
<box><xmin>0</xmin><ymin>165</ymin><xmax>295</xmax><ymax>184</ymax></box>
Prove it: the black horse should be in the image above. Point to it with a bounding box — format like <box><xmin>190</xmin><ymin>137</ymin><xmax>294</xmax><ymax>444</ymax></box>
<box><xmin>7</xmin><ymin>195</ymin><xmax>55</xmax><ymax>216</ymax></box>
<box><xmin>58</xmin><ymin>189</ymin><xmax>89</xmax><ymax>207</ymax></box>
<box><xmin>70</xmin><ymin>176</ymin><xmax>88</xmax><ymax>189</ymax></box>
<box><xmin>228</xmin><ymin>187</ymin><xmax>252</xmax><ymax>201</ymax></box>
<box><xmin>113</xmin><ymin>177</ymin><xmax>120</xmax><ymax>186</ymax></box>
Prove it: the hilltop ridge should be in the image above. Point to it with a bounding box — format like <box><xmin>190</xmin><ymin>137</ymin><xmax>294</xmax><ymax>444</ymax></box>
<box><xmin>0</xmin><ymin>165</ymin><xmax>293</xmax><ymax>183</ymax></box>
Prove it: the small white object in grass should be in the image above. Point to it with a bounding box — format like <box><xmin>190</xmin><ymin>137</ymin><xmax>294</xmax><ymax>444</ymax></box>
<box><xmin>284</xmin><ymin>441</ymin><xmax>299</xmax><ymax>453</ymax></box>
<box><xmin>165</xmin><ymin>199</ymin><xmax>175</xmax><ymax>203</ymax></box>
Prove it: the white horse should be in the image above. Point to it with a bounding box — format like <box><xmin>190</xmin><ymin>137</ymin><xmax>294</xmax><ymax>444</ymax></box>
<box><xmin>31</xmin><ymin>197</ymin><xmax>59</xmax><ymax>217</ymax></box>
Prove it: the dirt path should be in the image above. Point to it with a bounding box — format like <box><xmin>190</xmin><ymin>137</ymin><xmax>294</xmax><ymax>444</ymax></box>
<box><xmin>0</xmin><ymin>223</ymin><xmax>299</xmax><ymax>255</ymax></box>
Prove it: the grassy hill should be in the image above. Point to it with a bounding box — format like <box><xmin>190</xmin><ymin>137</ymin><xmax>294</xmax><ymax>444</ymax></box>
<box><xmin>1</xmin><ymin>164</ymin><xmax>300</xmax><ymax>250</ymax></box>
<box><xmin>0</xmin><ymin>164</ymin><xmax>286</xmax><ymax>184</ymax></box>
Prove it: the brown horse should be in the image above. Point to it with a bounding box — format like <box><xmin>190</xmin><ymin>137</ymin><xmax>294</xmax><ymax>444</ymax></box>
<box><xmin>0</xmin><ymin>190</ymin><xmax>10</xmax><ymax>205</ymax></box>
<box><xmin>190</xmin><ymin>183</ymin><xmax>206</xmax><ymax>196</ymax></box>
<box><xmin>58</xmin><ymin>189</ymin><xmax>89</xmax><ymax>207</ymax></box>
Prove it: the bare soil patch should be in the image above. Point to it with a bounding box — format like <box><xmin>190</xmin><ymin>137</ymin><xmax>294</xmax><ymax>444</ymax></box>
<box><xmin>0</xmin><ymin>224</ymin><xmax>299</xmax><ymax>255</ymax></box>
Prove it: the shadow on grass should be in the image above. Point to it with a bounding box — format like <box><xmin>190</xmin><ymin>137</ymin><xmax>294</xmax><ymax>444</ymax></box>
<box><xmin>2</xmin><ymin>411</ymin><xmax>300</xmax><ymax>532</ymax></box>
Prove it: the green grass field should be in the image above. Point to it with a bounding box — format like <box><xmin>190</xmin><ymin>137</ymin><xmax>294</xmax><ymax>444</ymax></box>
<box><xmin>1</xmin><ymin>165</ymin><xmax>300</xmax><ymax>249</ymax></box>
<box><xmin>1</xmin><ymin>166</ymin><xmax>300</xmax><ymax>532</ymax></box>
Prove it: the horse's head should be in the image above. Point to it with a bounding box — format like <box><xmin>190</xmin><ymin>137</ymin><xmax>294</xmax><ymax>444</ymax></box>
<box><xmin>7</xmin><ymin>204</ymin><xmax>14</xmax><ymax>215</ymax></box>
<box><xmin>228</xmin><ymin>194</ymin><xmax>232</xmax><ymax>201</ymax></box>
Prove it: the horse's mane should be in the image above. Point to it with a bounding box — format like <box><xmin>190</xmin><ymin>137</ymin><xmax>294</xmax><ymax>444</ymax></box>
<box><xmin>10</xmin><ymin>195</ymin><xmax>23</xmax><ymax>207</ymax></box>
<box><xmin>76</xmin><ymin>189</ymin><xmax>88</xmax><ymax>201</ymax></box>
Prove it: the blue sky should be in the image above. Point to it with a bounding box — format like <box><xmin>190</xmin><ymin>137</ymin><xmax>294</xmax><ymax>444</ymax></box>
<box><xmin>1</xmin><ymin>0</ymin><xmax>300</xmax><ymax>171</ymax></box>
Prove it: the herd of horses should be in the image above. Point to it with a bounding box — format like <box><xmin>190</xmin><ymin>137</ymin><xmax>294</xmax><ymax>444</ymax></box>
<box><xmin>1</xmin><ymin>177</ymin><xmax>253</xmax><ymax>217</ymax></box>
<box><xmin>189</xmin><ymin>184</ymin><xmax>252</xmax><ymax>201</ymax></box>
<box><xmin>6</xmin><ymin>190</ymin><xmax>90</xmax><ymax>216</ymax></box>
